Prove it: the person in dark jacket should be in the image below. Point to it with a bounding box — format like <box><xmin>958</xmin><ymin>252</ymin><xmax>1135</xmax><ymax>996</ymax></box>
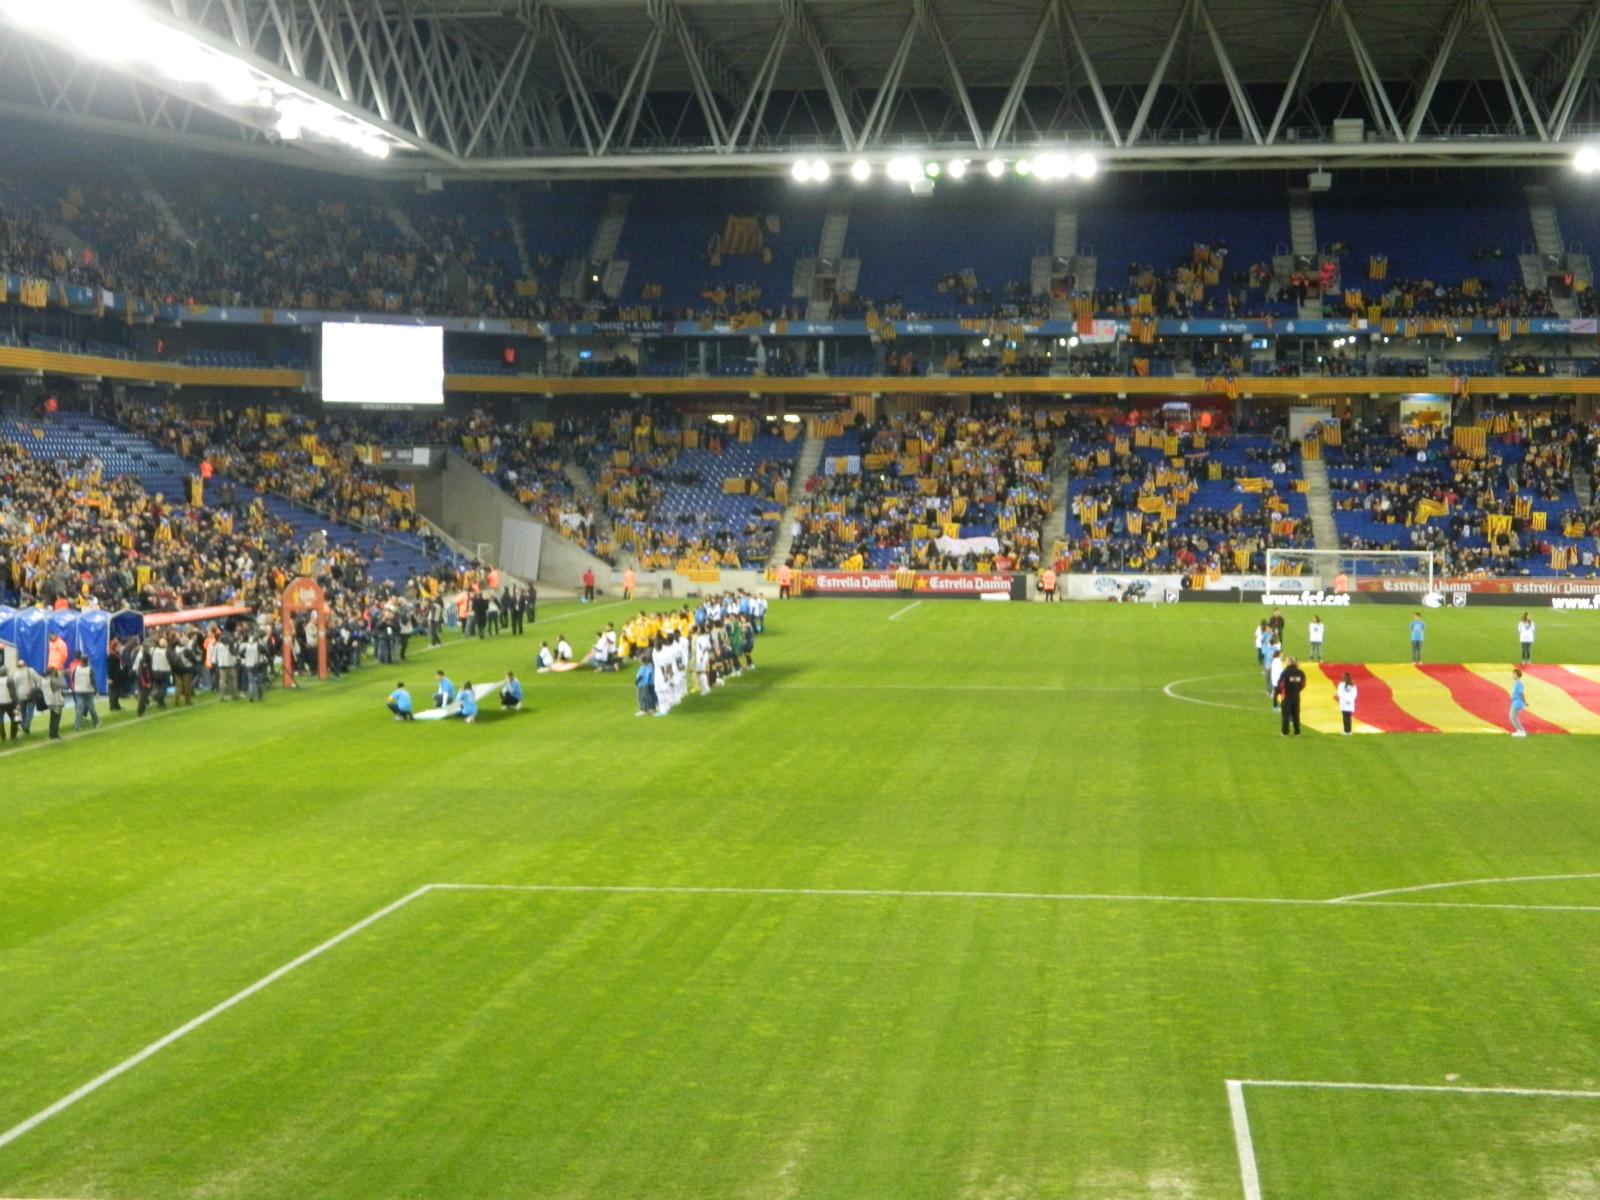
<box><xmin>1277</xmin><ymin>656</ymin><xmax>1307</xmax><ymax>736</ymax></box>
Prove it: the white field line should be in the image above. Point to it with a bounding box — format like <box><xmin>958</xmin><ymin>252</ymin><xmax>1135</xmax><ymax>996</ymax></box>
<box><xmin>10</xmin><ymin>879</ymin><xmax>1600</xmax><ymax>1156</ymax></box>
<box><xmin>1233</xmin><ymin>1078</ymin><xmax>1600</xmax><ymax>1100</ymax></box>
<box><xmin>0</xmin><ymin>886</ymin><xmax>434</xmax><ymax>1154</ymax></box>
<box><xmin>1162</xmin><ymin>671</ymin><xmax>1267</xmax><ymax>713</ymax></box>
<box><xmin>886</xmin><ymin>600</ymin><xmax>922</xmax><ymax>621</ymax></box>
<box><xmin>429</xmin><ymin>881</ymin><xmax>1600</xmax><ymax>915</ymax></box>
<box><xmin>768</xmin><ymin>683</ymin><xmax>1151</xmax><ymax>694</ymax></box>
<box><xmin>1226</xmin><ymin>1080</ymin><xmax>1262</xmax><ymax>1200</ymax></box>
<box><xmin>1223</xmin><ymin>1077</ymin><xmax>1600</xmax><ymax>1200</ymax></box>
<box><xmin>1329</xmin><ymin>872</ymin><xmax>1600</xmax><ymax>904</ymax></box>
<box><xmin>0</xmin><ymin>703</ymin><xmax>187</xmax><ymax>761</ymax></box>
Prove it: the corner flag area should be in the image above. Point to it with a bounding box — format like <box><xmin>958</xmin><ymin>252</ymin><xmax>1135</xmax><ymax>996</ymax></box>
<box><xmin>1302</xmin><ymin>664</ymin><xmax>1600</xmax><ymax>735</ymax></box>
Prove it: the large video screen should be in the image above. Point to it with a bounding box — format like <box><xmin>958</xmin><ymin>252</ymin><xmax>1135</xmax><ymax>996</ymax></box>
<box><xmin>320</xmin><ymin>322</ymin><xmax>444</xmax><ymax>406</ymax></box>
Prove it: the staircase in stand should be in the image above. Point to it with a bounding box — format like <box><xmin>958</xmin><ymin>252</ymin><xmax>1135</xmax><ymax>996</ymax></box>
<box><xmin>600</xmin><ymin>259</ymin><xmax>631</xmax><ymax>299</ymax></box>
<box><xmin>125</xmin><ymin>166</ymin><xmax>191</xmax><ymax>244</ymax></box>
<box><xmin>373</xmin><ymin>186</ymin><xmax>422</xmax><ymax>243</ymax></box>
<box><xmin>1039</xmin><ymin>452</ymin><xmax>1073</xmax><ymax>557</ymax></box>
<box><xmin>806</xmin><ymin>206</ymin><xmax>853</xmax><ymax>320</ymax></box>
<box><xmin>767</xmin><ymin>435</ymin><xmax>824</xmax><ymax>566</ymax></box>
<box><xmin>1526</xmin><ymin>184</ymin><xmax>1576</xmax><ymax>317</ymax></box>
<box><xmin>1288</xmin><ymin>188</ymin><xmax>1323</xmax><ymax>320</ymax></box>
<box><xmin>562</xmin><ymin>462</ymin><xmax>612</xmax><ymax>542</ymax></box>
<box><xmin>590</xmin><ymin>193</ymin><xmax>631</xmax><ymax>263</ymax></box>
<box><xmin>1301</xmin><ymin>457</ymin><xmax>1341</xmax><ymax>553</ymax></box>
<box><xmin>504</xmin><ymin>194</ymin><xmax>534</xmax><ymax>277</ymax></box>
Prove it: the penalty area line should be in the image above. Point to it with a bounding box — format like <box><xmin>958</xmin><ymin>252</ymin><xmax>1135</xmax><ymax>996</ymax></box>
<box><xmin>886</xmin><ymin>600</ymin><xmax>922</xmax><ymax>621</ymax></box>
<box><xmin>0</xmin><ymin>885</ymin><xmax>436</xmax><ymax>1155</ymax></box>
<box><xmin>11</xmin><ymin>880</ymin><xmax>1600</xmax><ymax>1157</ymax></box>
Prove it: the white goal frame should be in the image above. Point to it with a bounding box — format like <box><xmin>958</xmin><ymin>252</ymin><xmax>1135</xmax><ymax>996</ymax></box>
<box><xmin>1263</xmin><ymin>548</ymin><xmax>1435</xmax><ymax>597</ymax></box>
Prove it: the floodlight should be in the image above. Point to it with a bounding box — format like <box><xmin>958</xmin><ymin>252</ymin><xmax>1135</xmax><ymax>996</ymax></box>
<box><xmin>986</xmin><ymin>159</ymin><xmax>1006</xmax><ymax>178</ymax></box>
<box><xmin>811</xmin><ymin>159</ymin><xmax>831</xmax><ymax>182</ymax></box>
<box><xmin>1035</xmin><ymin>153</ymin><xmax>1069</xmax><ymax>180</ymax></box>
<box><xmin>850</xmin><ymin>159</ymin><xmax>871</xmax><ymax>182</ymax></box>
<box><xmin>791</xmin><ymin>159</ymin><xmax>814</xmax><ymax>182</ymax></box>
<box><xmin>1072</xmin><ymin>152</ymin><xmax>1099</xmax><ymax>180</ymax></box>
<box><xmin>887</xmin><ymin>156</ymin><xmax>921</xmax><ymax>182</ymax></box>
<box><xmin>947</xmin><ymin>159</ymin><xmax>968</xmax><ymax>179</ymax></box>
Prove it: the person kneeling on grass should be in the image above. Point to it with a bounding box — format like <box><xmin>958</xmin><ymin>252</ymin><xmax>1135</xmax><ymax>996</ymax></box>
<box><xmin>457</xmin><ymin>684</ymin><xmax>478</xmax><ymax>725</ymax></box>
<box><xmin>387</xmin><ymin>682</ymin><xmax>415</xmax><ymax>721</ymax></box>
<box><xmin>434</xmin><ymin>670</ymin><xmax>457</xmax><ymax>709</ymax></box>
<box><xmin>500</xmin><ymin>671</ymin><xmax>523</xmax><ymax>711</ymax></box>
<box><xmin>536</xmin><ymin>642</ymin><xmax>554</xmax><ymax>673</ymax></box>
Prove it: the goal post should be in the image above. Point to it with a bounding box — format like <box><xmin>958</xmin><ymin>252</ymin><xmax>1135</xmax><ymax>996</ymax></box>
<box><xmin>1263</xmin><ymin>548</ymin><xmax>1436</xmax><ymax>597</ymax></box>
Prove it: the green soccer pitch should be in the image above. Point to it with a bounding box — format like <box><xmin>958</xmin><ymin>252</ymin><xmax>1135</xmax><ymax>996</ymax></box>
<box><xmin>4</xmin><ymin>596</ymin><xmax>1600</xmax><ymax>1199</ymax></box>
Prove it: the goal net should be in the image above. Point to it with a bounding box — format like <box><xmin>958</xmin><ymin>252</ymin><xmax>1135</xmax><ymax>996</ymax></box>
<box><xmin>1263</xmin><ymin>548</ymin><xmax>1437</xmax><ymax>598</ymax></box>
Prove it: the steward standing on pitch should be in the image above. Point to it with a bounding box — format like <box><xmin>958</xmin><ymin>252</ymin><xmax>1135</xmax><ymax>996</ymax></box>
<box><xmin>1277</xmin><ymin>656</ymin><xmax>1307</xmax><ymax>736</ymax></box>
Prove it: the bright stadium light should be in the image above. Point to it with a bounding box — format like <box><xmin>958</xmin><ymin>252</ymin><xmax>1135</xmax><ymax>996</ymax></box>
<box><xmin>925</xmin><ymin>162</ymin><xmax>941</xmax><ymax>178</ymax></box>
<box><xmin>850</xmin><ymin>159</ymin><xmax>871</xmax><ymax>182</ymax></box>
<box><xmin>1015</xmin><ymin>159</ymin><xmax>1033</xmax><ymax>176</ymax></box>
<box><xmin>887</xmin><ymin>156</ymin><xmax>921</xmax><ymax>182</ymax></box>
<box><xmin>1035</xmin><ymin>152</ymin><xmax>1069</xmax><ymax>180</ymax></box>
<box><xmin>1068</xmin><ymin>335</ymin><xmax>1080</xmax><ymax>347</ymax></box>
<box><xmin>811</xmin><ymin>159</ymin><xmax>831</xmax><ymax>182</ymax></box>
<box><xmin>0</xmin><ymin>0</ymin><xmax>407</xmax><ymax>160</ymax></box>
<box><xmin>791</xmin><ymin>159</ymin><xmax>813</xmax><ymax>182</ymax></box>
<box><xmin>986</xmin><ymin>159</ymin><xmax>1006</xmax><ymax>178</ymax></box>
<box><xmin>1072</xmin><ymin>152</ymin><xmax>1100</xmax><ymax>180</ymax></box>
<box><xmin>947</xmin><ymin>159</ymin><xmax>968</xmax><ymax>179</ymax></box>
<box><xmin>1575</xmin><ymin>146</ymin><xmax>1600</xmax><ymax>174</ymax></box>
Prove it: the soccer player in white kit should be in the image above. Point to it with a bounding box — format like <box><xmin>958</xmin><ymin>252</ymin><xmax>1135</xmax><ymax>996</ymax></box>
<box><xmin>673</xmin><ymin>634</ymin><xmax>690</xmax><ymax>706</ymax></box>
<box><xmin>651</xmin><ymin>639</ymin><xmax>674</xmax><ymax>715</ymax></box>
<box><xmin>693</xmin><ymin>626</ymin><xmax>713</xmax><ymax>695</ymax></box>
<box><xmin>1268</xmin><ymin>649</ymin><xmax>1286</xmax><ymax>709</ymax></box>
<box><xmin>1517</xmin><ymin>612</ymin><xmax>1535</xmax><ymax>664</ymax></box>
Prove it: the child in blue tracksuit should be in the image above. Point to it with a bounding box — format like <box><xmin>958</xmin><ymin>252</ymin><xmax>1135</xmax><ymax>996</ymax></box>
<box><xmin>635</xmin><ymin>659</ymin><xmax>656</xmax><ymax>716</ymax></box>
<box><xmin>499</xmin><ymin>671</ymin><xmax>523</xmax><ymax>710</ymax></box>
<box><xmin>434</xmin><ymin>671</ymin><xmax>457</xmax><ymax>708</ymax></box>
<box><xmin>457</xmin><ymin>683</ymin><xmax>478</xmax><ymax>724</ymax></box>
<box><xmin>1509</xmin><ymin>669</ymin><xmax>1528</xmax><ymax>737</ymax></box>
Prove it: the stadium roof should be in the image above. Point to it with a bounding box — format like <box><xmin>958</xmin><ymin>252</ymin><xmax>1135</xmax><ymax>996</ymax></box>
<box><xmin>0</xmin><ymin>0</ymin><xmax>1596</xmax><ymax>177</ymax></box>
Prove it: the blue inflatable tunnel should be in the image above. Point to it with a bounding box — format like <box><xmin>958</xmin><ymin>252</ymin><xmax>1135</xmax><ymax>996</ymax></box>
<box><xmin>7</xmin><ymin>608</ymin><xmax>50</xmax><ymax>674</ymax></box>
<box><xmin>51</xmin><ymin>609</ymin><xmax>112</xmax><ymax>694</ymax></box>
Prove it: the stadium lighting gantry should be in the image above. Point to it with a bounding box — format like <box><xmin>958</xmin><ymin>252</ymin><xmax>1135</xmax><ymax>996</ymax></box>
<box><xmin>0</xmin><ymin>0</ymin><xmax>406</xmax><ymax>160</ymax></box>
<box><xmin>792</xmin><ymin>150</ymin><xmax>1097</xmax><ymax>188</ymax></box>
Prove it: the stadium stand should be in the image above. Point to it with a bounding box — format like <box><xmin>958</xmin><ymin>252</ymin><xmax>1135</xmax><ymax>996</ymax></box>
<box><xmin>1326</xmin><ymin>412</ymin><xmax>1598</xmax><ymax>576</ymax></box>
<box><xmin>1062</xmin><ymin>420</ymin><xmax>1311</xmax><ymax>575</ymax></box>
<box><xmin>789</xmin><ymin>407</ymin><xmax>1054</xmax><ymax>570</ymax></box>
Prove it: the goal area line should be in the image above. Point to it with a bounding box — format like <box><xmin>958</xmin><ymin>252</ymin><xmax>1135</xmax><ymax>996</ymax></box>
<box><xmin>1225</xmin><ymin>1077</ymin><xmax>1600</xmax><ymax>1200</ymax></box>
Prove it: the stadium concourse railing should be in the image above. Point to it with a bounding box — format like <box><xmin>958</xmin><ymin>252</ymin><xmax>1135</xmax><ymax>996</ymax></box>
<box><xmin>9</xmin><ymin>342</ymin><xmax>1600</xmax><ymax>400</ymax></box>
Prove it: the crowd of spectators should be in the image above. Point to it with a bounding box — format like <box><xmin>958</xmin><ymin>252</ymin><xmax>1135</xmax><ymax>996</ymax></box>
<box><xmin>1059</xmin><ymin>417</ymin><xmax>1310</xmax><ymax>575</ymax></box>
<box><xmin>788</xmin><ymin>406</ymin><xmax>1055</xmax><ymax>571</ymax></box>
<box><xmin>1328</xmin><ymin>413</ymin><xmax>1596</xmax><ymax>575</ymax></box>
